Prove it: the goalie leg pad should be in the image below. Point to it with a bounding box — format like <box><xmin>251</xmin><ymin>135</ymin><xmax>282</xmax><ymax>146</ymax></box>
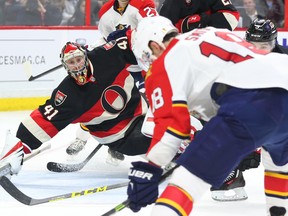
<box><xmin>0</xmin><ymin>131</ymin><xmax>26</xmax><ymax>175</ymax></box>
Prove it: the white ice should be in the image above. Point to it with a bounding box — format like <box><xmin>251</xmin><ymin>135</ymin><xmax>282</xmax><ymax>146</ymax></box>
<box><xmin>0</xmin><ymin>111</ymin><xmax>266</xmax><ymax>216</ymax></box>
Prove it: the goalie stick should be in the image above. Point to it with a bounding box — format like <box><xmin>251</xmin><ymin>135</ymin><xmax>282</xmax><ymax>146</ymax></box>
<box><xmin>47</xmin><ymin>144</ymin><xmax>102</xmax><ymax>172</ymax></box>
<box><xmin>0</xmin><ymin>177</ymin><xmax>128</xmax><ymax>206</ymax></box>
<box><xmin>24</xmin><ymin>62</ymin><xmax>63</xmax><ymax>81</ymax></box>
<box><xmin>23</xmin><ymin>142</ymin><xmax>51</xmax><ymax>161</ymax></box>
<box><xmin>0</xmin><ymin>143</ymin><xmax>51</xmax><ymax>177</ymax></box>
<box><xmin>100</xmin><ymin>163</ymin><xmax>179</xmax><ymax>216</ymax></box>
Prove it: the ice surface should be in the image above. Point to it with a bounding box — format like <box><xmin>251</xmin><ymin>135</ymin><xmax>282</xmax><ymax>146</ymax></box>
<box><xmin>0</xmin><ymin>111</ymin><xmax>266</xmax><ymax>216</ymax></box>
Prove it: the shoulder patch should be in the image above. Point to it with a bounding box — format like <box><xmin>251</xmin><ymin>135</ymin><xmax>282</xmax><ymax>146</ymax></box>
<box><xmin>54</xmin><ymin>90</ymin><xmax>67</xmax><ymax>106</ymax></box>
<box><xmin>103</xmin><ymin>41</ymin><xmax>116</xmax><ymax>50</ymax></box>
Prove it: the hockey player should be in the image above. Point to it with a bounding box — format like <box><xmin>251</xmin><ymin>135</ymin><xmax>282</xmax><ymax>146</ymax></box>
<box><xmin>105</xmin><ymin>15</ymin><xmax>259</xmax><ymax>201</ymax></box>
<box><xmin>65</xmin><ymin>0</ymin><xmax>158</xmax><ymax>159</ymax></box>
<box><xmin>98</xmin><ymin>0</ymin><xmax>157</xmax><ymax>92</ymax></box>
<box><xmin>210</xmin><ymin>18</ymin><xmax>288</xmax><ymax>202</ymax></box>
<box><xmin>159</xmin><ymin>0</ymin><xmax>240</xmax><ymax>33</ymax></box>
<box><xmin>98</xmin><ymin>0</ymin><xmax>158</xmax><ymax>41</ymax></box>
<box><xmin>0</xmin><ymin>40</ymin><xmax>152</xmax><ymax>178</ymax></box>
<box><xmin>245</xmin><ymin>18</ymin><xmax>288</xmax><ymax>54</ymax></box>
<box><xmin>127</xmin><ymin>16</ymin><xmax>288</xmax><ymax>216</ymax></box>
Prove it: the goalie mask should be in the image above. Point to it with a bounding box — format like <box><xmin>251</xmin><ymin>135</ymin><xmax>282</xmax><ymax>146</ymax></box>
<box><xmin>132</xmin><ymin>16</ymin><xmax>178</xmax><ymax>71</ymax></box>
<box><xmin>60</xmin><ymin>42</ymin><xmax>91</xmax><ymax>85</ymax></box>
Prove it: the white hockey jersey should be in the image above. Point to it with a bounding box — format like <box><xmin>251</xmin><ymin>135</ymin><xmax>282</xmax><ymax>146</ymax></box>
<box><xmin>98</xmin><ymin>0</ymin><xmax>158</xmax><ymax>72</ymax></box>
<box><xmin>145</xmin><ymin>27</ymin><xmax>288</xmax><ymax>166</ymax></box>
<box><xmin>98</xmin><ymin>0</ymin><xmax>158</xmax><ymax>39</ymax></box>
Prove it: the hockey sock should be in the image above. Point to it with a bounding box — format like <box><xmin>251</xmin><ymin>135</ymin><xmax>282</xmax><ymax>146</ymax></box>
<box><xmin>265</xmin><ymin>171</ymin><xmax>288</xmax><ymax>198</ymax></box>
<box><xmin>265</xmin><ymin>170</ymin><xmax>288</xmax><ymax>215</ymax></box>
<box><xmin>155</xmin><ymin>185</ymin><xmax>193</xmax><ymax>216</ymax></box>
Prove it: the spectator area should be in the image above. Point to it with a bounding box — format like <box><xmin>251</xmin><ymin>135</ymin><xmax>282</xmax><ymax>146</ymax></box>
<box><xmin>0</xmin><ymin>0</ymin><xmax>287</xmax><ymax>111</ymax></box>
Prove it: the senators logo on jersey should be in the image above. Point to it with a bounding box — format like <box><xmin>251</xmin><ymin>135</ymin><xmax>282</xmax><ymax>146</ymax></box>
<box><xmin>54</xmin><ymin>90</ymin><xmax>67</xmax><ymax>106</ymax></box>
<box><xmin>103</xmin><ymin>41</ymin><xmax>116</xmax><ymax>50</ymax></box>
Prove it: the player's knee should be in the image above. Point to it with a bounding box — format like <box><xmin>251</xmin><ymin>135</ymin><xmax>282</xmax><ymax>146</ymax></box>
<box><xmin>262</xmin><ymin>148</ymin><xmax>288</xmax><ymax>171</ymax></box>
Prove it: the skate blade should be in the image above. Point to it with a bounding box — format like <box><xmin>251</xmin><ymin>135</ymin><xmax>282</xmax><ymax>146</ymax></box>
<box><xmin>211</xmin><ymin>187</ymin><xmax>248</xmax><ymax>202</ymax></box>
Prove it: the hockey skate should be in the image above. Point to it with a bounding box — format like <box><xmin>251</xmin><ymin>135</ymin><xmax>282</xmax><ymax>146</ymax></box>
<box><xmin>210</xmin><ymin>169</ymin><xmax>248</xmax><ymax>201</ymax></box>
<box><xmin>66</xmin><ymin>138</ymin><xmax>87</xmax><ymax>155</ymax></box>
<box><xmin>106</xmin><ymin>148</ymin><xmax>125</xmax><ymax>166</ymax></box>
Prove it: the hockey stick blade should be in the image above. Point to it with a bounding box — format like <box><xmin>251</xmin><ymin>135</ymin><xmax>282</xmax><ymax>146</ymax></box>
<box><xmin>28</xmin><ymin>64</ymin><xmax>63</xmax><ymax>81</ymax></box>
<box><xmin>100</xmin><ymin>163</ymin><xmax>179</xmax><ymax>216</ymax></box>
<box><xmin>47</xmin><ymin>144</ymin><xmax>102</xmax><ymax>172</ymax></box>
<box><xmin>0</xmin><ymin>176</ymin><xmax>128</xmax><ymax>206</ymax></box>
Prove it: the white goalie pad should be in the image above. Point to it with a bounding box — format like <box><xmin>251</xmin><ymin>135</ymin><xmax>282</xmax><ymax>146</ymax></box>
<box><xmin>0</xmin><ymin>130</ymin><xmax>24</xmax><ymax>176</ymax></box>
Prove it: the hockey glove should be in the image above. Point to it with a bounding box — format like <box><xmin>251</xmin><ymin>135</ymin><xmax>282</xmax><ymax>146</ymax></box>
<box><xmin>127</xmin><ymin>161</ymin><xmax>163</xmax><ymax>212</ymax></box>
<box><xmin>237</xmin><ymin>149</ymin><xmax>261</xmax><ymax>171</ymax></box>
<box><xmin>107</xmin><ymin>26</ymin><xmax>131</xmax><ymax>42</ymax></box>
<box><xmin>130</xmin><ymin>71</ymin><xmax>145</xmax><ymax>91</ymax></box>
<box><xmin>180</xmin><ymin>13</ymin><xmax>209</xmax><ymax>33</ymax></box>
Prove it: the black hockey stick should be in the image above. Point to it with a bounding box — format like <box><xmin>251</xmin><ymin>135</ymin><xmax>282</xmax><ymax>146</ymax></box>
<box><xmin>100</xmin><ymin>163</ymin><xmax>179</xmax><ymax>216</ymax></box>
<box><xmin>46</xmin><ymin>144</ymin><xmax>102</xmax><ymax>172</ymax></box>
<box><xmin>25</xmin><ymin>64</ymin><xmax>63</xmax><ymax>81</ymax></box>
<box><xmin>0</xmin><ymin>143</ymin><xmax>51</xmax><ymax>177</ymax></box>
<box><xmin>0</xmin><ymin>177</ymin><xmax>128</xmax><ymax>206</ymax></box>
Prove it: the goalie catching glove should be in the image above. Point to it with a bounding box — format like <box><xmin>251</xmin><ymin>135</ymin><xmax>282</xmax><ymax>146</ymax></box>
<box><xmin>127</xmin><ymin>161</ymin><xmax>163</xmax><ymax>212</ymax></box>
<box><xmin>107</xmin><ymin>26</ymin><xmax>131</xmax><ymax>42</ymax></box>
